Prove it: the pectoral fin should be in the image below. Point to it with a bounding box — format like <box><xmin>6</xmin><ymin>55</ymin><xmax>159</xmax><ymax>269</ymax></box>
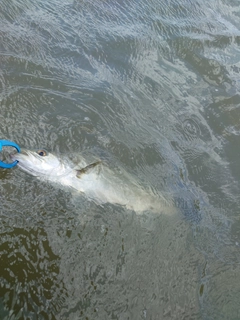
<box><xmin>76</xmin><ymin>161</ymin><xmax>101</xmax><ymax>178</ymax></box>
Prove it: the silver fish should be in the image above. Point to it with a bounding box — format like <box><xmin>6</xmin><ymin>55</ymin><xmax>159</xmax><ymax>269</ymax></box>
<box><xmin>12</xmin><ymin>149</ymin><xmax>174</xmax><ymax>214</ymax></box>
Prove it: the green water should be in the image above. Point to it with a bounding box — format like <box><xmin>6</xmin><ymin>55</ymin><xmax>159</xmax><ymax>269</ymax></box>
<box><xmin>1</xmin><ymin>0</ymin><xmax>240</xmax><ymax>319</ymax></box>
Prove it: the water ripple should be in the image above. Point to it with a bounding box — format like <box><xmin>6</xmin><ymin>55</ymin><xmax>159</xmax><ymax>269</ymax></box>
<box><xmin>1</xmin><ymin>0</ymin><xmax>240</xmax><ymax>318</ymax></box>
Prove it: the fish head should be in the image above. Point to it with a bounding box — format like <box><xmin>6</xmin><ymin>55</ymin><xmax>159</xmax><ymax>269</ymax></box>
<box><xmin>12</xmin><ymin>149</ymin><xmax>66</xmax><ymax>177</ymax></box>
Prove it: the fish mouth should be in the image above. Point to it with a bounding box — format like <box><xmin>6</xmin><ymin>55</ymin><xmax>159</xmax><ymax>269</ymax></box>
<box><xmin>10</xmin><ymin>149</ymin><xmax>29</xmax><ymax>162</ymax></box>
<box><xmin>10</xmin><ymin>149</ymin><xmax>40</xmax><ymax>176</ymax></box>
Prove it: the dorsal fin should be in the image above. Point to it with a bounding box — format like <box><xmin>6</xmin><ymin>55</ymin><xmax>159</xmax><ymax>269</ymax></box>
<box><xmin>76</xmin><ymin>161</ymin><xmax>101</xmax><ymax>178</ymax></box>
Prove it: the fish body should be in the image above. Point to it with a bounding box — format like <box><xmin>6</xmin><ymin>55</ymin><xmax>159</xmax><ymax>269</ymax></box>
<box><xmin>12</xmin><ymin>149</ymin><xmax>173</xmax><ymax>214</ymax></box>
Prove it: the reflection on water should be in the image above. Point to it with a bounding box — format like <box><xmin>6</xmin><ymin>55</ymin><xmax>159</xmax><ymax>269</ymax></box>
<box><xmin>1</xmin><ymin>0</ymin><xmax>240</xmax><ymax>318</ymax></box>
<box><xmin>0</xmin><ymin>227</ymin><xmax>67</xmax><ymax>319</ymax></box>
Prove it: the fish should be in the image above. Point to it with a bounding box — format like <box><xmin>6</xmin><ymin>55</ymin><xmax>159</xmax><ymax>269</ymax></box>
<box><xmin>12</xmin><ymin>149</ymin><xmax>174</xmax><ymax>214</ymax></box>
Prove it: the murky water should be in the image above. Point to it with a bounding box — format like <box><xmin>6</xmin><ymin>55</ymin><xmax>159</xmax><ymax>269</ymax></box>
<box><xmin>1</xmin><ymin>0</ymin><xmax>240</xmax><ymax>319</ymax></box>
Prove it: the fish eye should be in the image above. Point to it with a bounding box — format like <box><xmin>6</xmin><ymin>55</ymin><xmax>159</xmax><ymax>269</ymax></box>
<box><xmin>37</xmin><ymin>149</ymin><xmax>47</xmax><ymax>157</ymax></box>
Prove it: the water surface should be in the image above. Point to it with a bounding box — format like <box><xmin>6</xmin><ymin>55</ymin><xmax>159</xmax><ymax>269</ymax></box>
<box><xmin>1</xmin><ymin>0</ymin><xmax>240</xmax><ymax>319</ymax></box>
